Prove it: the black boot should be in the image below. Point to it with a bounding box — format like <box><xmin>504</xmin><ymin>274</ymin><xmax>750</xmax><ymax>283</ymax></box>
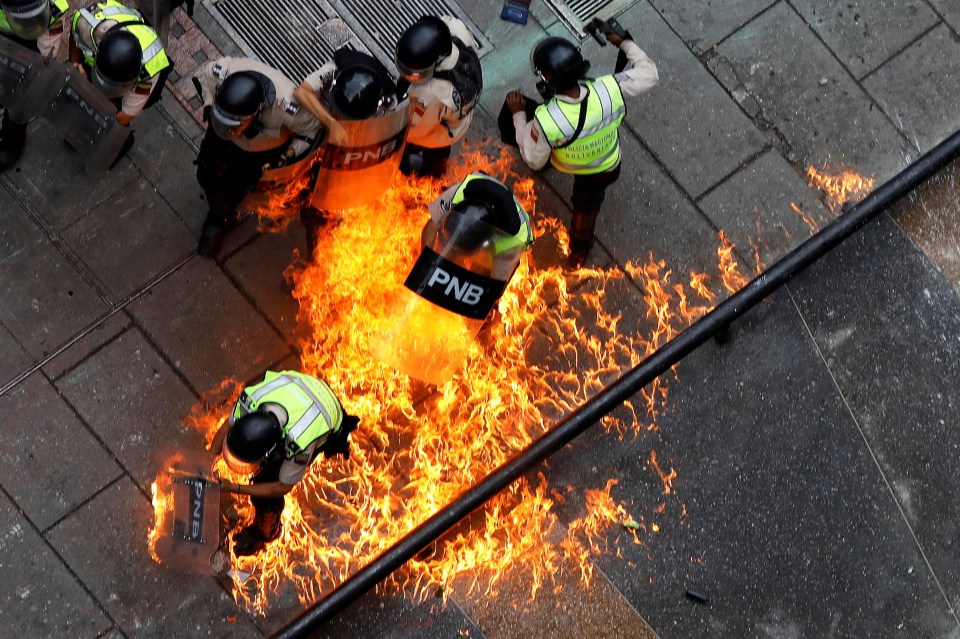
<box><xmin>198</xmin><ymin>221</ymin><xmax>222</xmax><ymax>257</ymax></box>
<box><xmin>0</xmin><ymin>116</ymin><xmax>27</xmax><ymax>171</ymax></box>
<box><xmin>233</xmin><ymin>510</ymin><xmax>281</xmax><ymax>557</ymax></box>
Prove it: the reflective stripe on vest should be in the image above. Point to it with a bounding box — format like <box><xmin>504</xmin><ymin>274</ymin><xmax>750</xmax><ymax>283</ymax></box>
<box><xmin>233</xmin><ymin>371</ymin><xmax>343</xmax><ymax>455</ymax></box>
<box><xmin>71</xmin><ymin>0</ymin><xmax>169</xmax><ymax>79</ymax></box>
<box><xmin>449</xmin><ymin>174</ymin><xmax>533</xmax><ymax>254</ymax></box>
<box><xmin>0</xmin><ymin>0</ymin><xmax>68</xmax><ymax>36</ymax></box>
<box><xmin>534</xmin><ymin>75</ymin><xmax>626</xmax><ymax>175</ymax></box>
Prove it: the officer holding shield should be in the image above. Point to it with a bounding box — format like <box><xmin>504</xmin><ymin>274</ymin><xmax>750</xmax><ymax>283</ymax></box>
<box><xmin>0</xmin><ymin>0</ymin><xmax>68</xmax><ymax>169</ymax></box>
<box><xmin>69</xmin><ymin>0</ymin><xmax>171</xmax><ymax>127</ymax></box>
<box><xmin>193</xmin><ymin>57</ymin><xmax>321</xmax><ymax>256</ymax></box>
<box><xmin>293</xmin><ymin>50</ymin><xmax>398</xmax><ymax>258</ymax></box>
<box><xmin>209</xmin><ymin>370</ymin><xmax>359</xmax><ymax>556</ymax></box>
<box><xmin>395</xmin><ymin>15</ymin><xmax>482</xmax><ymax>178</ymax></box>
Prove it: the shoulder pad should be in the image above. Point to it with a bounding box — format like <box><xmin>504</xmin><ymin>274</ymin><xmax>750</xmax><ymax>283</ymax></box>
<box><xmin>281</xmin><ymin>99</ymin><xmax>300</xmax><ymax>116</ymax></box>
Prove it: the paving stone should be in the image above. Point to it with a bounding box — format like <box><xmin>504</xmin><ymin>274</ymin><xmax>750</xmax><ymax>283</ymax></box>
<box><xmin>129</xmin><ymin>106</ymin><xmax>207</xmax><ymax>234</ymax></box>
<box><xmin>0</xmin><ymin>491</ymin><xmax>111</xmax><ymax>639</ymax></box>
<box><xmin>56</xmin><ymin>329</ymin><xmax>202</xmax><ymax>491</ymax></box>
<box><xmin>712</xmin><ymin>2</ymin><xmax>914</xmax><ymax>182</ymax></box>
<box><xmin>60</xmin><ymin>182</ymin><xmax>196</xmax><ymax>303</ymax></box>
<box><xmin>1</xmin><ymin>124</ymin><xmax>140</xmax><ymax>232</ymax></box>
<box><xmin>698</xmin><ymin>148</ymin><xmax>832</xmax><ymax>271</ymax></box>
<box><xmin>542</xmin><ymin>289</ymin><xmax>957</xmax><ymax>637</ymax></box>
<box><xmin>791</xmin><ymin>215</ymin><xmax>960</xmax><ymax>609</ymax></box>
<box><xmin>224</xmin><ymin>231</ymin><xmax>305</xmax><ymax>337</ymax></box>
<box><xmin>46</xmin><ymin>478</ymin><xmax>263</xmax><ymax>639</ymax></box>
<box><xmin>647</xmin><ymin>0</ymin><xmax>776</xmax><ymax>53</ymax></box>
<box><xmin>128</xmin><ymin>258</ymin><xmax>290</xmax><ymax>392</ymax></box>
<box><xmin>890</xmin><ymin>157</ymin><xmax>960</xmax><ymax>291</ymax></box>
<box><xmin>863</xmin><ymin>24</ymin><xmax>960</xmax><ymax>153</ymax></box>
<box><xmin>0</xmin><ymin>372</ymin><xmax>121</xmax><ymax>530</ymax></box>
<box><xmin>929</xmin><ymin>0</ymin><xmax>960</xmax><ymax>32</ymax></box>
<box><xmin>791</xmin><ymin>0</ymin><xmax>939</xmax><ymax>79</ymax></box>
<box><xmin>0</xmin><ymin>321</ymin><xmax>33</xmax><ymax>390</ymax></box>
<box><xmin>601</xmin><ymin>1</ymin><xmax>768</xmax><ymax>198</ymax></box>
<box><xmin>0</xmin><ymin>195</ymin><xmax>108</xmax><ymax>359</ymax></box>
<box><xmin>43</xmin><ymin>312</ymin><xmax>132</xmax><ymax>381</ymax></box>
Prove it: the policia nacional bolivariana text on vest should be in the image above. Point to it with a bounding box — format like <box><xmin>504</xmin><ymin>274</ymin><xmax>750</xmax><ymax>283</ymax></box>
<box><xmin>234</xmin><ymin>371</ymin><xmax>345</xmax><ymax>458</ymax></box>
<box><xmin>72</xmin><ymin>0</ymin><xmax>170</xmax><ymax>96</ymax></box>
<box><xmin>533</xmin><ymin>74</ymin><xmax>625</xmax><ymax>175</ymax></box>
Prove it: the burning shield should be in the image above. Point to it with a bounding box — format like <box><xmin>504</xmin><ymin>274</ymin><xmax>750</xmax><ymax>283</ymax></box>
<box><xmin>40</xmin><ymin>65</ymin><xmax>132</xmax><ymax>174</ymax></box>
<box><xmin>308</xmin><ymin>99</ymin><xmax>410</xmax><ymax>211</ymax></box>
<box><xmin>149</xmin><ymin>447</ymin><xmax>221</xmax><ymax>573</ymax></box>
<box><xmin>0</xmin><ymin>37</ymin><xmax>54</xmax><ymax>122</ymax></box>
<box><xmin>371</xmin><ymin>214</ymin><xmax>520</xmax><ymax>385</ymax></box>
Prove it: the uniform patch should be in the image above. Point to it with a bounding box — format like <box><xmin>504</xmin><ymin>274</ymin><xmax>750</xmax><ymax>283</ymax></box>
<box><xmin>530</xmin><ymin>127</ymin><xmax>539</xmax><ymax>142</ymax></box>
<box><xmin>293</xmin><ymin>450</ymin><xmax>311</xmax><ymax>464</ymax></box>
<box><xmin>212</xmin><ymin>63</ymin><xmax>226</xmax><ymax>79</ymax></box>
<box><xmin>282</xmin><ymin>99</ymin><xmax>300</xmax><ymax>116</ymax></box>
<box><xmin>134</xmin><ymin>82</ymin><xmax>152</xmax><ymax>95</ymax></box>
<box><xmin>451</xmin><ymin>90</ymin><xmax>462</xmax><ymax>110</ymax></box>
<box><xmin>413</xmin><ymin>100</ymin><xmax>426</xmax><ymax>116</ymax></box>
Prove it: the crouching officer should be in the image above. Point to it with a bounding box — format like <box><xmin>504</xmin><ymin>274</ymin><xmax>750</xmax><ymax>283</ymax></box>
<box><xmin>506</xmin><ymin>33</ymin><xmax>657</xmax><ymax>266</ymax></box>
<box><xmin>194</xmin><ymin>57</ymin><xmax>321</xmax><ymax>256</ymax></box>
<box><xmin>69</xmin><ymin>0</ymin><xmax>171</xmax><ymax>128</ymax></box>
<box><xmin>423</xmin><ymin>172</ymin><xmax>533</xmax><ymax>282</ymax></box>
<box><xmin>210</xmin><ymin>370</ymin><xmax>359</xmax><ymax>556</ymax></box>
<box><xmin>395</xmin><ymin>15</ymin><xmax>481</xmax><ymax>178</ymax></box>
<box><xmin>0</xmin><ymin>0</ymin><xmax>68</xmax><ymax>169</ymax></box>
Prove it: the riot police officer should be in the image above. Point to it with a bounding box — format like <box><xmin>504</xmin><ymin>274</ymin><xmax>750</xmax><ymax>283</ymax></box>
<box><xmin>0</xmin><ymin>0</ymin><xmax>68</xmax><ymax>169</ymax></box>
<box><xmin>424</xmin><ymin>172</ymin><xmax>533</xmax><ymax>281</ymax></box>
<box><xmin>69</xmin><ymin>0</ymin><xmax>171</xmax><ymax>126</ymax></box>
<box><xmin>194</xmin><ymin>57</ymin><xmax>322</xmax><ymax>256</ymax></box>
<box><xmin>395</xmin><ymin>15</ymin><xmax>482</xmax><ymax>178</ymax></box>
<box><xmin>210</xmin><ymin>370</ymin><xmax>359</xmax><ymax>556</ymax></box>
<box><xmin>506</xmin><ymin>32</ymin><xmax>657</xmax><ymax>266</ymax></box>
<box><xmin>293</xmin><ymin>50</ymin><xmax>398</xmax><ymax>258</ymax></box>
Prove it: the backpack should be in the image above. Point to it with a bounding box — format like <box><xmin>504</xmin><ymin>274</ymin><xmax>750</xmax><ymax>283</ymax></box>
<box><xmin>433</xmin><ymin>36</ymin><xmax>482</xmax><ymax>114</ymax></box>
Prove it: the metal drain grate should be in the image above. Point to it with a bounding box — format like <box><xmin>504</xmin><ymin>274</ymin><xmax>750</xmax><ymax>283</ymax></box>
<box><xmin>204</xmin><ymin>0</ymin><xmax>489</xmax><ymax>84</ymax></box>
<box><xmin>541</xmin><ymin>0</ymin><xmax>640</xmax><ymax>39</ymax></box>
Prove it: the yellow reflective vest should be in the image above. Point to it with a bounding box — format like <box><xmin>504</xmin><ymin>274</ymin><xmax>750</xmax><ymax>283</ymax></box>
<box><xmin>233</xmin><ymin>371</ymin><xmax>344</xmax><ymax>456</ymax></box>
<box><xmin>71</xmin><ymin>0</ymin><xmax>169</xmax><ymax>80</ymax></box>
<box><xmin>0</xmin><ymin>0</ymin><xmax>68</xmax><ymax>37</ymax></box>
<box><xmin>534</xmin><ymin>75</ymin><xmax>626</xmax><ymax>175</ymax></box>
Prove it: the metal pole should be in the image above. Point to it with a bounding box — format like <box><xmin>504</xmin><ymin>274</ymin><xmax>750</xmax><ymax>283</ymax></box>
<box><xmin>272</xmin><ymin>129</ymin><xmax>960</xmax><ymax>638</ymax></box>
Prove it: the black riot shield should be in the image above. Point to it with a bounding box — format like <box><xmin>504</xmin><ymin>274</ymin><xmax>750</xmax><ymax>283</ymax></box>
<box><xmin>371</xmin><ymin>215</ymin><xmax>521</xmax><ymax>385</ymax></box>
<box><xmin>308</xmin><ymin>99</ymin><xmax>410</xmax><ymax>211</ymax></box>
<box><xmin>0</xmin><ymin>37</ymin><xmax>55</xmax><ymax>121</ymax></box>
<box><xmin>40</xmin><ymin>65</ymin><xmax>131</xmax><ymax>174</ymax></box>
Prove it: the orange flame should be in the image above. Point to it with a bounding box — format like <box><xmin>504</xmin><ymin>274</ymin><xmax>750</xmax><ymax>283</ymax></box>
<box><xmin>151</xmin><ymin>143</ymin><xmax>756</xmax><ymax>614</ymax></box>
<box><xmin>806</xmin><ymin>164</ymin><xmax>875</xmax><ymax>213</ymax></box>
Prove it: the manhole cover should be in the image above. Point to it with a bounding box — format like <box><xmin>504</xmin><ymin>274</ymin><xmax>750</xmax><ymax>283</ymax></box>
<box><xmin>203</xmin><ymin>0</ymin><xmax>490</xmax><ymax>83</ymax></box>
<box><xmin>541</xmin><ymin>0</ymin><xmax>641</xmax><ymax>39</ymax></box>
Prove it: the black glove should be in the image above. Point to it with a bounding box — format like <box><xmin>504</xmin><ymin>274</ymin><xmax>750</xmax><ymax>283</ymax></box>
<box><xmin>323</xmin><ymin>414</ymin><xmax>359</xmax><ymax>460</ymax></box>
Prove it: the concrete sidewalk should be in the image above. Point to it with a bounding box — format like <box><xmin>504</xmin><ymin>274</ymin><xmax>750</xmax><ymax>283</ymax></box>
<box><xmin>2</xmin><ymin>1</ymin><xmax>960</xmax><ymax>637</ymax></box>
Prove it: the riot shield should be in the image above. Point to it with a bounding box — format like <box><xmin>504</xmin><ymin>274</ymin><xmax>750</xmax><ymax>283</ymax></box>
<box><xmin>40</xmin><ymin>65</ymin><xmax>131</xmax><ymax>174</ymax></box>
<box><xmin>149</xmin><ymin>447</ymin><xmax>221</xmax><ymax>574</ymax></box>
<box><xmin>308</xmin><ymin>99</ymin><xmax>410</xmax><ymax>212</ymax></box>
<box><xmin>240</xmin><ymin>131</ymin><xmax>326</xmax><ymax>221</ymax></box>
<box><xmin>0</xmin><ymin>36</ymin><xmax>54</xmax><ymax>121</ymax></box>
<box><xmin>371</xmin><ymin>215</ymin><xmax>518</xmax><ymax>385</ymax></box>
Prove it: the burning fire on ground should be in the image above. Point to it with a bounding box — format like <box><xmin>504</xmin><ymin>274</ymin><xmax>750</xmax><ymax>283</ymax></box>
<box><xmin>150</xmin><ymin>148</ymin><xmax>875</xmax><ymax>614</ymax></box>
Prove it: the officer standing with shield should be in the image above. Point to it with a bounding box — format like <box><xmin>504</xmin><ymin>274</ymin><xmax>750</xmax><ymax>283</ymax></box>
<box><xmin>0</xmin><ymin>0</ymin><xmax>68</xmax><ymax>169</ymax></box>
<box><xmin>506</xmin><ymin>32</ymin><xmax>657</xmax><ymax>266</ymax></box>
<box><xmin>210</xmin><ymin>370</ymin><xmax>359</xmax><ymax>556</ymax></box>
<box><xmin>293</xmin><ymin>50</ymin><xmax>399</xmax><ymax>258</ymax></box>
<box><xmin>395</xmin><ymin>15</ymin><xmax>481</xmax><ymax>178</ymax></box>
<box><xmin>193</xmin><ymin>57</ymin><xmax>322</xmax><ymax>256</ymax></box>
<box><xmin>69</xmin><ymin>0</ymin><xmax>171</xmax><ymax>127</ymax></box>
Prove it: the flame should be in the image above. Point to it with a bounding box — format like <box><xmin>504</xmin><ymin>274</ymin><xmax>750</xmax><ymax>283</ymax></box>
<box><xmin>151</xmin><ymin>143</ymin><xmax>759</xmax><ymax>614</ymax></box>
<box><xmin>716</xmin><ymin>231</ymin><xmax>750</xmax><ymax>294</ymax></box>
<box><xmin>790</xmin><ymin>201</ymin><xmax>822</xmax><ymax>235</ymax></box>
<box><xmin>806</xmin><ymin>164</ymin><xmax>875</xmax><ymax>213</ymax></box>
<box><xmin>648</xmin><ymin>450</ymin><xmax>677</xmax><ymax>495</ymax></box>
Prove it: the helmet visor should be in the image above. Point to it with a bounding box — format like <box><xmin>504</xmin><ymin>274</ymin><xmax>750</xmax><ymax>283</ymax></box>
<box><xmin>92</xmin><ymin>66</ymin><xmax>136</xmax><ymax>99</ymax></box>
<box><xmin>395</xmin><ymin>58</ymin><xmax>432</xmax><ymax>83</ymax></box>
<box><xmin>0</xmin><ymin>0</ymin><xmax>50</xmax><ymax>40</ymax></box>
<box><xmin>210</xmin><ymin>106</ymin><xmax>254</xmax><ymax>140</ymax></box>
<box><xmin>222</xmin><ymin>440</ymin><xmax>262</xmax><ymax>475</ymax></box>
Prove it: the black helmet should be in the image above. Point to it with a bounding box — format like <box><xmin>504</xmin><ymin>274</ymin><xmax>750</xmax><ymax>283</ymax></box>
<box><xmin>211</xmin><ymin>72</ymin><xmax>267</xmax><ymax>139</ymax></box>
<box><xmin>531</xmin><ymin>37</ymin><xmax>590</xmax><ymax>91</ymax></box>
<box><xmin>331</xmin><ymin>64</ymin><xmax>384</xmax><ymax>119</ymax></box>
<box><xmin>0</xmin><ymin>0</ymin><xmax>50</xmax><ymax>40</ymax></box>
<box><xmin>461</xmin><ymin>177</ymin><xmax>520</xmax><ymax>234</ymax></box>
<box><xmin>441</xmin><ymin>200</ymin><xmax>495</xmax><ymax>254</ymax></box>
<box><xmin>92</xmin><ymin>30</ymin><xmax>142</xmax><ymax>98</ymax></box>
<box><xmin>395</xmin><ymin>16</ymin><xmax>452</xmax><ymax>81</ymax></box>
<box><xmin>223</xmin><ymin>411</ymin><xmax>281</xmax><ymax>474</ymax></box>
